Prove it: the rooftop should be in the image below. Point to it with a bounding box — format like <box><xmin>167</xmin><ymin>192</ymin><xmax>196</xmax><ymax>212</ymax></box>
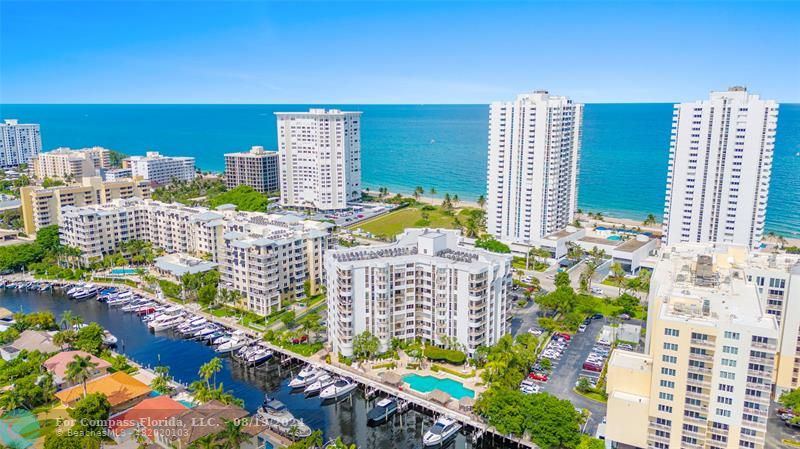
<box><xmin>653</xmin><ymin>243</ymin><xmax>779</xmax><ymax>332</ymax></box>
<box><xmin>43</xmin><ymin>350</ymin><xmax>111</xmax><ymax>381</ymax></box>
<box><xmin>154</xmin><ymin>254</ymin><xmax>217</xmax><ymax>277</ymax></box>
<box><xmin>108</xmin><ymin>396</ymin><xmax>188</xmax><ymax>436</ymax></box>
<box><xmin>55</xmin><ymin>371</ymin><xmax>152</xmax><ymax>407</ymax></box>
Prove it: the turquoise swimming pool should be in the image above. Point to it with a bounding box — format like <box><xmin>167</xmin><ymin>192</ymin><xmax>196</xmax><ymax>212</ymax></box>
<box><xmin>607</xmin><ymin>235</ymin><xmax>622</xmax><ymax>241</ymax></box>
<box><xmin>403</xmin><ymin>374</ymin><xmax>475</xmax><ymax>399</ymax></box>
<box><xmin>110</xmin><ymin>268</ymin><xmax>139</xmax><ymax>275</ymax></box>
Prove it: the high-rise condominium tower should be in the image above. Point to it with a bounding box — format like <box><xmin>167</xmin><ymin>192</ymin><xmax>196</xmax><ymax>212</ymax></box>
<box><xmin>486</xmin><ymin>91</ymin><xmax>583</xmax><ymax>244</ymax></box>
<box><xmin>0</xmin><ymin>119</ymin><xmax>42</xmax><ymax>167</ymax></box>
<box><xmin>663</xmin><ymin>87</ymin><xmax>778</xmax><ymax>250</ymax></box>
<box><xmin>276</xmin><ymin>109</ymin><xmax>361</xmax><ymax>211</ymax></box>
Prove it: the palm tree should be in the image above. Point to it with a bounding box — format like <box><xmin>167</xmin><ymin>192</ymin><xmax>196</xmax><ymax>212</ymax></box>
<box><xmin>53</xmin><ymin>329</ymin><xmax>77</xmax><ymax>349</ymax></box>
<box><xmin>609</xmin><ymin>262</ymin><xmax>626</xmax><ymax>295</ymax></box>
<box><xmin>583</xmin><ymin>259</ymin><xmax>599</xmax><ymax>291</ymax></box>
<box><xmin>189</xmin><ymin>433</ymin><xmax>219</xmax><ymax>449</ymax></box>
<box><xmin>199</xmin><ymin>357</ymin><xmax>223</xmax><ymax>389</ymax></box>
<box><xmin>218</xmin><ymin>419</ymin><xmax>250</xmax><ymax>449</ymax></box>
<box><xmin>59</xmin><ymin>310</ymin><xmax>75</xmax><ymax>330</ymax></box>
<box><xmin>452</xmin><ymin>194</ymin><xmax>459</xmax><ymax>206</ymax></box>
<box><xmin>66</xmin><ymin>354</ymin><xmax>98</xmax><ymax>398</ymax></box>
<box><xmin>429</xmin><ymin>187</ymin><xmax>436</xmax><ymax>195</ymax></box>
<box><xmin>477</xmin><ymin>195</ymin><xmax>486</xmax><ymax>209</ymax></box>
<box><xmin>642</xmin><ymin>213</ymin><xmax>657</xmax><ymax>226</ymax></box>
<box><xmin>413</xmin><ymin>186</ymin><xmax>424</xmax><ymax>200</ymax></box>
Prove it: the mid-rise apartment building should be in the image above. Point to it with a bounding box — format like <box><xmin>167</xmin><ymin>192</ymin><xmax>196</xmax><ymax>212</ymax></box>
<box><xmin>125</xmin><ymin>151</ymin><xmax>196</xmax><ymax>185</ymax></box>
<box><xmin>486</xmin><ymin>91</ymin><xmax>583</xmax><ymax>244</ymax></box>
<box><xmin>325</xmin><ymin>229</ymin><xmax>512</xmax><ymax>358</ymax></box>
<box><xmin>663</xmin><ymin>87</ymin><xmax>779</xmax><ymax>250</ymax></box>
<box><xmin>20</xmin><ymin>176</ymin><xmax>151</xmax><ymax>234</ymax></box>
<box><xmin>33</xmin><ymin>147</ymin><xmax>112</xmax><ymax>180</ymax></box>
<box><xmin>224</xmin><ymin>146</ymin><xmax>280</xmax><ymax>193</ymax></box>
<box><xmin>0</xmin><ymin>119</ymin><xmax>42</xmax><ymax>167</ymax></box>
<box><xmin>276</xmin><ymin>109</ymin><xmax>361</xmax><ymax>211</ymax></box>
<box><xmin>60</xmin><ymin>199</ymin><xmax>332</xmax><ymax>314</ymax></box>
<box><xmin>606</xmin><ymin>244</ymin><xmax>779</xmax><ymax>449</ymax></box>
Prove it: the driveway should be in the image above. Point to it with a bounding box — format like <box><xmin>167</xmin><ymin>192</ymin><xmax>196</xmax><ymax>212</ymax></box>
<box><xmin>538</xmin><ymin>317</ymin><xmax>608</xmax><ymax>435</ymax></box>
<box><xmin>509</xmin><ymin>296</ymin><xmax>540</xmax><ymax>336</ymax></box>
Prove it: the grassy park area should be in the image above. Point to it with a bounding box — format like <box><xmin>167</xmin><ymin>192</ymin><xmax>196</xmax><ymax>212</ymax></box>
<box><xmin>349</xmin><ymin>204</ymin><xmax>483</xmax><ymax>239</ymax></box>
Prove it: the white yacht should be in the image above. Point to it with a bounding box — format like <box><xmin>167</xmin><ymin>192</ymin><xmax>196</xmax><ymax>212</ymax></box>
<box><xmin>258</xmin><ymin>397</ymin><xmax>312</xmax><ymax>441</ymax></box>
<box><xmin>422</xmin><ymin>416</ymin><xmax>461</xmax><ymax>448</ymax></box>
<box><xmin>304</xmin><ymin>374</ymin><xmax>335</xmax><ymax>396</ymax></box>
<box><xmin>215</xmin><ymin>331</ymin><xmax>248</xmax><ymax>353</ymax></box>
<box><xmin>319</xmin><ymin>378</ymin><xmax>357</xmax><ymax>401</ymax></box>
<box><xmin>148</xmin><ymin>306</ymin><xmax>184</xmax><ymax>330</ymax></box>
<box><xmin>288</xmin><ymin>367</ymin><xmax>321</xmax><ymax>389</ymax></box>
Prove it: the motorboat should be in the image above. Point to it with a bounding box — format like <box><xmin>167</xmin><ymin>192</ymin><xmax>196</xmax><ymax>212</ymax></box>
<box><xmin>102</xmin><ymin>330</ymin><xmax>118</xmax><ymax>346</ymax></box>
<box><xmin>212</xmin><ymin>333</ymin><xmax>232</xmax><ymax>346</ymax></box>
<box><xmin>319</xmin><ymin>378</ymin><xmax>357</xmax><ymax>401</ymax></box>
<box><xmin>147</xmin><ymin>306</ymin><xmax>184</xmax><ymax>330</ymax></box>
<box><xmin>177</xmin><ymin>317</ymin><xmax>207</xmax><ymax>335</ymax></box>
<box><xmin>288</xmin><ymin>367</ymin><xmax>322</xmax><ymax>389</ymax></box>
<box><xmin>215</xmin><ymin>331</ymin><xmax>248</xmax><ymax>353</ymax></box>
<box><xmin>106</xmin><ymin>294</ymin><xmax>134</xmax><ymax>306</ymax></box>
<box><xmin>194</xmin><ymin>324</ymin><xmax>220</xmax><ymax>339</ymax></box>
<box><xmin>150</xmin><ymin>314</ymin><xmax>184</xmax><ymax>331</ymax></box>
<box><xmin>66</xmin><ymin>284</ymin><xmax>84</xmax><ymax>296</ymax></box>
<box><xmin>204</xmin><ymin>330</ymin><xmax>226</xmax><ymax>342</ymax></box>
<box><xmin>38</xmin><ymin>283</ymin><xmax>52</xmax><ymax>291</ymax></box>
<box><xmin>367</xmin><ymin>398</ymin><xmax>399</xmax><ymax>426</ymax></box>
<box><xmin>72</xmin><ymin>284</ymin><xmax>98</xmax><ymax>300</ymax></box>
<box><xmin>244</xmin><ymin>347</ymin><xmax>272</xmax><ymax>365</ymax></box>
<box><xmin>135</xmin><ymin>304</ymin><xmax>157</xmax><ymax>316</ymax></box>
<box><xmin>258</xmin><ymin>397</ymin><xmax>312</xmax><ymax>441</ymax></box>
<box><xmin>304</xmin><ymin>374</ymin><xmax>335</xmax><ymax>396</ymax></box>
<box><xmin>422</xmin><ymin>416</ymin><xmax>461</xmax><ymax>448</ymax></box>
<box><xmin>121</xmin><ymin>299</ymin><xmax>151</xmax><ymax>312</ymax></box>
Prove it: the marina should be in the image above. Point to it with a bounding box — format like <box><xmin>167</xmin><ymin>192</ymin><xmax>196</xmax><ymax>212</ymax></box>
<box><xmin>0</xmin><ymin>281</ymin><xmax>530</xmax><ymax>449</ymax></box>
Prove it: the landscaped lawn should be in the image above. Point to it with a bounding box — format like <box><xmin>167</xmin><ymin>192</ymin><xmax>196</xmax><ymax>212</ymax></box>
<box><xmin>350</xmin><ymin>206</ymin><xmax>481</xmax><ymax>239</ymax></box>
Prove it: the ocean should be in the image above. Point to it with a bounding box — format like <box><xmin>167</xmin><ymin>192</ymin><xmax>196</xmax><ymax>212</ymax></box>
<box><xmin>1</xmin><ymin>103</ymin><xmax>798</xmax><ymax>237</ymax></box>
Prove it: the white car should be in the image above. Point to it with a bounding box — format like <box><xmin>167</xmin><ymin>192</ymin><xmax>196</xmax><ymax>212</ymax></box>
<box><xmin>578</xmin><ymin>324</ymin><xmax>587</xmax><ymax>332</ymax></box>
<box><xmin>591</xmin><ymin>287</ymin><xmax>604</xmax><ymax>295</ymax></box>
<box><xmin>528</xmin><ymin>328</ymin><xmax>544</xmax><ymax>336</ymax></box>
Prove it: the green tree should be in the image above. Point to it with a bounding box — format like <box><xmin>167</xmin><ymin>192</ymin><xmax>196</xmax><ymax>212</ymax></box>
<box><xmin>68</xmin><ymin>393</ymin><xmax>111</xmax><ymax>437</ymax></box>
<box><xmin>609</xmin><ymin>262</ymin><xmax>626</xmax><ymax>295</ymax></box>
<box><xmin>44</xmin><ymin>433</ymin><xmax>100</xmax><ymax>449</ymax></box>
<box><xmin>554</xmin><ymin>271</ymin><xmax>571</xmax><ymax>289</ymax></box>
<box><xmin>150</xmin><ymin>366</ymin><xmax>176</xmax><ymax>395</ymax></box>
<box><xmin>199</xmin><ymin>357</ymin><xmax>223</xmax><ymax>389</ymax></box>
<box><xmin>74</xmin><ymin>323</ymin><xmax>104</xmax><ymax>354</ymax></box>
<box><xmin>217</xmin><ymin>418</ymin><xmax>250</xmax><ymax>449</ymax></box>
<box><xmin>352</xmin><ymin>331</ymin><xmax>381</xmax><ymax>361</ymax></box>
<box><xmin>474</xmin><ymin>235</ymin><xmax>511</xmax><ymax>253</ymax></box>
<box><xmin>413</xmin><ymin>186</ymin><xmax>424</xmax><ymax>200</ymax></box>
<box><xmin>66</xmin><ymin>354</ymin><xmax>98</xmax><ymax>397</ymax></box>
<box><xmin>642</xmin><ymin>213</ymin><xmax>657</xmax><ymax>226</ymax></box>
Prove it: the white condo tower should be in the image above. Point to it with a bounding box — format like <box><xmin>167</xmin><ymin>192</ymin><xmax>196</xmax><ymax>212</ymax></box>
<box><xmin>276</xmin><ymin>108</ymin><xmax>362</xmax><ymax>211</ymax></box>
<box><xmin>663</xmin><ymin>87</ymin><xmax>779</xmax><ymax>250</ymax></box>
<box><xmin>486</xmin><ymin>91</ymin><xmax>584</xmax><ymax>244</ymax></box>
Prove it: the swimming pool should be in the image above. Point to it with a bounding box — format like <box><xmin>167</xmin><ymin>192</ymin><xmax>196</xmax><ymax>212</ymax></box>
<box><xmin>606</xmin><ymin>235</ymin><xmax>622</xmax><ymax>241</ymax></box>
<box><xmin>403</xmin><ymin>374</ymin><xmax>474</xmax><ymax>399</ymax></box>
<box><xmin>110</xmin><ymin>268</ymin><xmax>139</xmax><ymax>275</ymax></box>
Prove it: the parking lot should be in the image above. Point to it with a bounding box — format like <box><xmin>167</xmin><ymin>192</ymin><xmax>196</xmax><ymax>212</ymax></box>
<box><xmin>534</xmin><ymin>317</ymin><xmax>609</xmax><ymax>435</ymax></box>
<box><xmin>768</xmin><ymin>403</ymin><xmax>800</xmax><ymax>448</ymax></box>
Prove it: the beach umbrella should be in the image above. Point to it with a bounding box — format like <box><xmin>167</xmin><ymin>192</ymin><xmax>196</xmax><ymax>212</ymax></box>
<box><xmin>429</xmin><ymin>389</ymin><xmax>451</xmax><ymax>405</ymax></box>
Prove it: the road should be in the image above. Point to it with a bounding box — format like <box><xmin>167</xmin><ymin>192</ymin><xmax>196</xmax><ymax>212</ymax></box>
<box><xmin>516</xmin><ymin>258</ymin><xmax>619</xmax><ymax>299</ymax></box>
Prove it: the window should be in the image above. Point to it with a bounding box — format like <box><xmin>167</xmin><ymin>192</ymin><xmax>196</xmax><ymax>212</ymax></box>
<box><xmin>663</xmin><ymin>355</ymin><xmax>678</xmax><ymax>363</ymax></box>
<box><xmin>717</xmin><ymin>396</ymin><xmax>733</xmax><ymax>405</ymax></box>
<box><xmin>658</xmin><ymin>404</ymin><xmax>673</xmax><ymax>413</ymax></box>
<box><xmin>716</xmin><ymin>408</ymin><xmax>732</xmax><ymax>417</ymax></box>
<box><xmin>664</xmin><ymin>342</ymin><xmax>678</xmax><ymax>351</ymax></box>
<box><xmin>720</xmin><ymin>371</ymin><xmax>736</xmax><ymax>380</ymax></box>
<box><xmin>661</xmin><ymin>380</ymin><xmax>675</xmax><ymax>388</ymax></box>
<box><xmin>723</xmin><ymin>346</ymin><xmax>738</xmax><ymax>354</ymax></box>
<box><xmin>724</xmin><ymin>331</ymin><xmax>740</xmax><ymax>340</ymax></box>
<box><xmin>660</xmin><ymin>392</ymin><xmax>674</xmax><ymax>401</ymax></box>
<box><xmin>721</xmin><ymin>358</ymin><xmax>737</xmax><ymax>367</ymax></box>
<box><xmin>665</xmin><ymin>328</ymin><xmax>680</xmax><ymax>337</ymax></box>
<box><xmin>662</xmin><ymin>368</ymin><xmax>676</xmax><ymax>376</ymax></box>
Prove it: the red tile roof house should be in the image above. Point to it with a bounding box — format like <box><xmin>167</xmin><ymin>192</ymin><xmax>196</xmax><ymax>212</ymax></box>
<box><xmin>107</xmin><ymin>396</ymin><xmax>188</xmax><ymax>443</ymax></box>
<box><xmin>42</xmin><ymin>350</ymin><xmax>112</xmax><ymax>389</ymax></box>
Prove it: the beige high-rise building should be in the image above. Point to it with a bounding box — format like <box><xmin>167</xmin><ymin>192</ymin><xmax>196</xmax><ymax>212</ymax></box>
<box><xmin>33</xmin><ymin>147</ymin><xmax>112</xmax><ymax>180</ymax></box>
<box><xmin>606</xmin><ymin>243</ymin><xmax>779</xmax><ymax>449</ymax></box>
<box><xmin>20</xmin><ymin>176</ymin><xmax>150</xmax><ymax>235</ymax></box>
<box><xmin>224</xmin><ymin>146</ymin><xmax>279</xmax><ymax>193</ymax></box>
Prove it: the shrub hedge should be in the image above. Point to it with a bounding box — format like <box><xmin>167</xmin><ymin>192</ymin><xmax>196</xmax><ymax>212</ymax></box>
<box><xmin>424</xmin><ymin>347</ymin><xmax>466</xmax><ymax>365</ymax></box>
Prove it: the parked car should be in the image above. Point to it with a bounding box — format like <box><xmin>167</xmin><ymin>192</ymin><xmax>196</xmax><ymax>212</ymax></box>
<box><xmin>291</xmin><ymin>335</ymin><xmax>309</xmax><ymax>344</ymax></box>
<box><xmin>591</xmin><ymin>287</ymin><xmax>604</xmax><ymax>295</ymax></box>
<box><xmin>528</xmin><ymin>327</ymin><xmax>544</xmax><ymax>336</ymax></box>
<box><xmin>618</xmin><ymin>343</ymin><xmax>634</xmax><ymax>350</ymax></box>
<box><xmin>590</xmin><ymin>313</ymin><xmax>604</xmax><ymax>320</ymax></box>
<box><xmin>583</xmin><ymin>362</ymin><xmax>603</xmax><ymax>372</ymax></box>
<box><xmin>556</xmin><ymin>332</ymin><xmax>572</xmax><ymax>341</ymax></box>
<box><xmin>528</xmin><ymin>373</ymin><xmax>549</xmax><ymax>382</ymax></box>
<box><xmin>619</xmin><ymin>313</ymin><xmax>631</xmax><ymax>320</ymax></box>
<box><xmin>578</xmin><ymin>324</ymin><xmax>587</xmax><ymax>332</ymax></box>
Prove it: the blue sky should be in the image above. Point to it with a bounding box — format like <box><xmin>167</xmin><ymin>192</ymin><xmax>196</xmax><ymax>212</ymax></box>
<box><xmin>1</xmin><ymin>1</ymin><xmax>798</xmax><ymax>104</ymax></box>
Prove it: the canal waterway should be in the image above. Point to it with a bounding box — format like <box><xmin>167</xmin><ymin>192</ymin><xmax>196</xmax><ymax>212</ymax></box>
<box><xmin>0</xmin><ymin>288</ymin><xmax>492</xmax><ymax>449</ymax></box>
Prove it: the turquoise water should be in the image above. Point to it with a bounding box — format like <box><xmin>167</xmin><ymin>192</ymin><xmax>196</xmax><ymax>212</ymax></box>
<box><xmin>0</xmin><ymin>103</ymin><xmax>797</xmax><ymax>237</ymax></box>
<box><xmin>403</xmin><ymin>374</ymin><xmax>475</xmax><ymax>400</ymax></box>
<box><xmin>607</xmin><ymin>235</ymin><xmax>622</xmax><ymax>241</ymax></box>
<box><xmin>110</xmin><ymin>268</ymin><xmax>138</xmax><ymax>275</ymax></box>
